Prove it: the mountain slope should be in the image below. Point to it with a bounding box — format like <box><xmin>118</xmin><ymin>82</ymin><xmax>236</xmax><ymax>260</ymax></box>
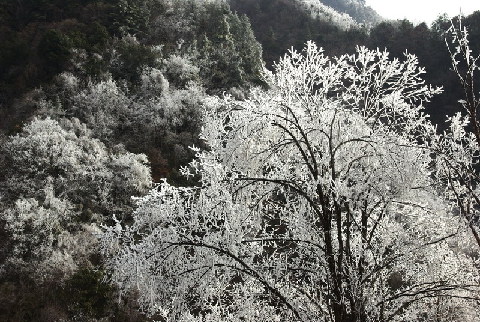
<box><xmin>229</xmin><ymin>0</ymin><xmax>372</xmax><ymax>65</ymax></box>
<box><xmin>296</xmin><ymin>0</ymin><xmax>357</xmax><ymax>29</ymax></box>
<box><xmin>298</xmin><ymin>0</ymin><xmax>381</xmax><ymax>27</ymax></box>
<box><xmin>314</xmin><ymin>0</ymin><xmax>382</xmax><ymax>24</ymax></box>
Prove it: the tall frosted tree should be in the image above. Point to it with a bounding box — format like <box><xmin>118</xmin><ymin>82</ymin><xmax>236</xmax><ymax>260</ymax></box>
<box><xmin>101</xmin><ymin>43</ymin><xmax>480</xmax><ymax>321</ymax></box>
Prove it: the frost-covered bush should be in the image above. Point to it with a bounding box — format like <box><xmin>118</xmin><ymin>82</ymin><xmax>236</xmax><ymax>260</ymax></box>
<box><xmin>2</xmin><ymin>184</ymin><xmax>101</xmax><ymax>281</ymax></box>
<box><xmin>298</xmin><ymin>0</ymin><xmax>357</xmax><ymax>29</ymax></box>
<box><xmin>71</xmin><ymin>78</ymin><xmax>132</xmax><ymax>142</ymax></box>
<box><xmin>140</xmin><ymin>67</ymin><xmax>169</xmax><ymax>96</ymax></box>
<box><xmin>163</xmin><ymin>55</ymin><xmax>200</xmax><ymax>88</ymax></box>
<box><xmin>2</xmin><ymin>117</ymin><xmax>151</xmax><ymax>215</ymax></box>
<box><xmin>52</xmin><ymin>71</ymin><xmax>205</xmax><ymax>148</ymax></box>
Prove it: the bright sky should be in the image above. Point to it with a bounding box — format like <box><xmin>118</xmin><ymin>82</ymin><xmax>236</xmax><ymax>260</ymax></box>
<box><xmin>365</xmin><ymin>0</ymin><xmax>480</xmax><ymax>25</ymax></box>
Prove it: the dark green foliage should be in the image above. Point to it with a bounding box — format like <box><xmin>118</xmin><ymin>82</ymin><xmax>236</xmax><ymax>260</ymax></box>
<box><xmin>0</xmin><ymin>0</ymin><xmax>153</xmax><ymax>107</ymax></box>
<box><xmin>64</xmin><ymin>268</ymin><xmax>114</xmax><ymax>319</ymax></box>
<box><xmin>0</xmin><ymin>0</ymin><xmax>266</xmax><ymax>127</ymax></box>
<box><xmin>463</xmin><ymin>11</ymin><xmax>480</xmax><ymax>53</ymax></box>
<box><xmin>38</xmin><ymin>30</ymin><xmax>73</xmax><ymax>77</ymax></box>
<box><xmin>87</xmin><ymin>22</ymin><xmax>110</xmax><ymax>49</ymax></box>
<box><xmin>109</xmin><ymin>0</ymin><xmax>152</xmax><ymax>36</ymax></box>
<box><xmin>0</xmin><ymin>268</ymin><xmax>148</xmax><ymax>321</ymax></box>
<box><xmin>0</xmin><ymin>30</ymin><xmax>29</xmax><ymax>73</ymax></box>
<box><xmin>0</xmin><ymin>278</ymin><xmax>68</xmax><ymax>322</ymax></box>
<box><xmin>197</xmin><ymin>11</ymin><xmax>245</xmax><ymax>90</ymax></box>
<box><xmin>110</xmin><ymin>37</ymin><xmax>160</xmax><ymax>84</ymax></box>
<box><xmin>201</xmin><ymin>9</ymin><xmax>266</xmax><ymax>90</ymax></box>
<box><xmin>0</xmin><ymin>0</ymin><xmax>111</xmax><ymax>109</ymax></box>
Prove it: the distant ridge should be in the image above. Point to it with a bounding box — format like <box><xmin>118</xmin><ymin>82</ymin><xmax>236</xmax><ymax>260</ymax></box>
<box><xmin>230</xmin><ymin>0</ymin><xmax>382</xmax><ymax>31</ymax></box>
<box><xmin>297</xmin><ymin>0</ymin><xmax>358</xmax><ymax>29</ymax></box>
<box><xmin>311</xmin><ymin>0</ymin><xmax>382</xmax><ymax>25</ymax></box>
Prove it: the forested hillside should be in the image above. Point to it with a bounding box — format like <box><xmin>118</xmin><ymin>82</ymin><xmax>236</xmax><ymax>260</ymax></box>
<box><xmin>0</xmin><ymin>0</ymin><xmax>265</xmax><ymax>320</ymax></box>
<box><xmin>310</xmin><ymin>0</ymin><xmax>381</xmax><ymax>24</ymax></box>
<box><xmin>1</xmin><ymin>0</ymin><xmax>480</xmax><ymax>321</ymax></box>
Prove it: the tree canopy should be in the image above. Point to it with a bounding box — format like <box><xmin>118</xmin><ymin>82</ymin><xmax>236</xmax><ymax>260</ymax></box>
<box><xmin>101</xmin><ymin>42</ymin><xmax>480</xmax><ymax>322</ymax></box>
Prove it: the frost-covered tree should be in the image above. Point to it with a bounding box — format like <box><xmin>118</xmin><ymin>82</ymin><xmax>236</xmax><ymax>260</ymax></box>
<box><xmin>2</xmin><ymin>184</ymin><xmax>101</xmax><ymax>281</ymax></box>
<box><xmin>434</xmin><ymin>18</ymin><xmax>480</xmax><ymax>249</ymax></box>
<box><xmin>0</xmin><ymin>116</ymin><xmax>151</xmax><ymax>281</ymax></box>
<box><xmin>2</xmin><ymin>117</ymin><xmax>151</xmax><ymax>215</ymax></box>
<box><xmin>101</xmin><ymin>43</ymin><xmax>480</xmax><ymax>321</ymax></box>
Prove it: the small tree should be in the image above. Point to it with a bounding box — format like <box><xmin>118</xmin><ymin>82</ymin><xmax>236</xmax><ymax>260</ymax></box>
<box><xmin>101</xmin><ymin>43</ymin><xmax>480</xmax><ymax>321</ymax></box>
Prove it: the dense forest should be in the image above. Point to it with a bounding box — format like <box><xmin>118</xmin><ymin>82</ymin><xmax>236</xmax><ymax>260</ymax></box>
<box><xmin>1</xmin><ymin>0</ymin><xmax>480</xmax><ymax>321</ymax></box>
